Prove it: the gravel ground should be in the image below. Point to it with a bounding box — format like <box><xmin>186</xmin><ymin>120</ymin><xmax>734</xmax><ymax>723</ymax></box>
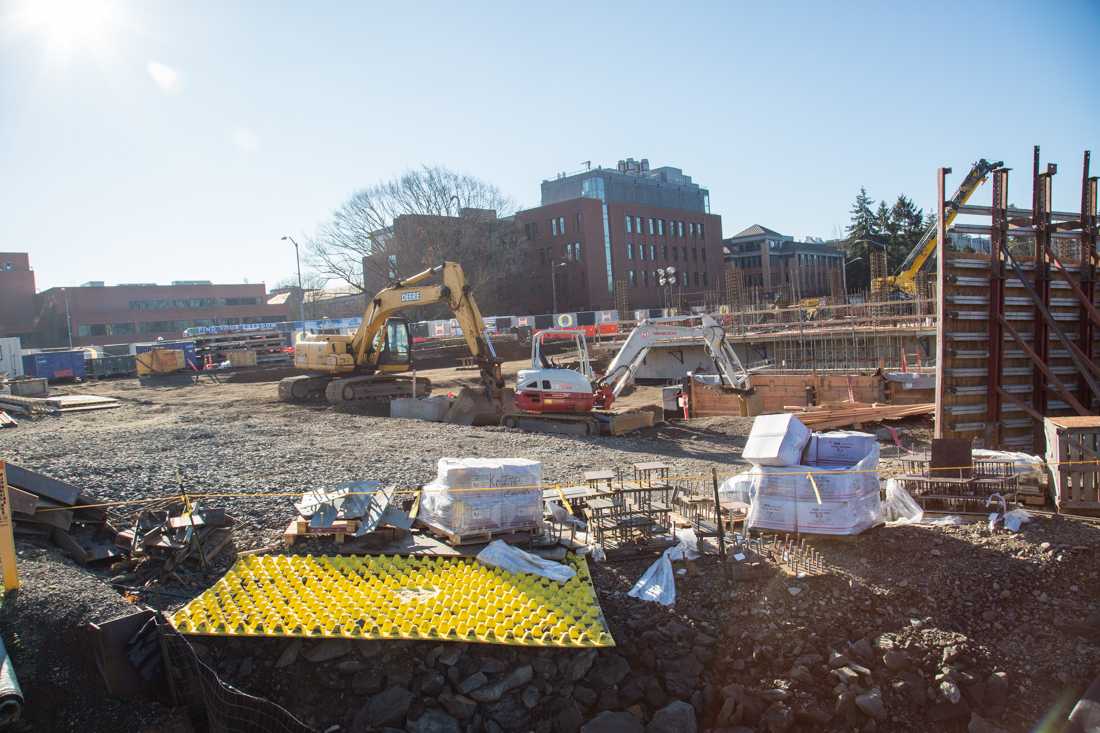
<box><xmin>0</xmin><ymin>376</ymin><xmax>1097</xmax><ymax>732</ymax></box>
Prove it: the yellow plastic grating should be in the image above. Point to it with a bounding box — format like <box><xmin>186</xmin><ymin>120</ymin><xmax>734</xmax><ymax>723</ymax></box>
<box><xmin>169</xmin><ymin>553</ymin><xmax>614</xmax><ymax>648</ymax></box>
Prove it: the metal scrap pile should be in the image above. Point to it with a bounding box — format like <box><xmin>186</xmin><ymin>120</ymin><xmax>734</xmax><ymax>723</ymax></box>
<box><xmin>5</xmin><ymin>463</ymin><xmax>121</xmax><ymax>564</ymax></box>
<box><xmin>112</xmin><ymin>502</ymin><xmax>235</xmax><ymax>584</ymax></box>
<box><xmin>284</xmin><ymin>481</ymin><xmax>412</xmax><ymax>545</ymax></box>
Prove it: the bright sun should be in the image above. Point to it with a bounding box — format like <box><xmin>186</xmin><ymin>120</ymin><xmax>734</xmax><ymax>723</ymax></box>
<box><xmin>7</xmin><ymin>0</ymin><xmax>127</xmax><ymax>60</ymax></box>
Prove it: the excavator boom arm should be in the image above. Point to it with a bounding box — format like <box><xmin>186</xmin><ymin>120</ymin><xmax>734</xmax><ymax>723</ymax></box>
<box><xmin>350</xmin><ymin>262</ymin><xmax>502</xmax><ymax>391</ymax></box>
<box><xmin>598</xmin><ymin>315</ymin><xmax>750</xmax><ymax>398</ymax></box>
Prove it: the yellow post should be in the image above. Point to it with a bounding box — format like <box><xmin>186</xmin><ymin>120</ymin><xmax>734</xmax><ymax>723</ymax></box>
<box><xmin>0</xmin><ymin>461</ymin><xmax>19</xmax><ymax>591</ymax></box>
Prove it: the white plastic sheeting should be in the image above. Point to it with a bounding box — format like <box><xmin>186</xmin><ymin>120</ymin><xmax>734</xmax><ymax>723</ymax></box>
<box><xmin>627</xmin><ymin>530</ymin><xmax>701</xmax><ymax>606</ymax></box>
<box><xmin>475</xmin><ymin>540</ymin><xmax>575</xmax><ymax>582</ymax></box>
<box><xmin>883</xmin><ymin>479</ymin><xmax>924</xmax><ymax>525</ymax></box>
<box><xmin>419</xmin><ymin>458</ymin><xmax>544</xmax><ymax>536</ymax></box>
<box><xmin>745</xmin><ymin>442</ymin><xmax>882</xmax><ymax>536</ymax></box>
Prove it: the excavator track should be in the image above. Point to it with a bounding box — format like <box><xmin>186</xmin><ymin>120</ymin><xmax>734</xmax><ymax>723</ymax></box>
<box><xmin>278</xmin><ymin>374</ymin><xmax>334</xmax><ymax>403</ymax></box>
<box><xmin>501</xmin><ymin>413</ymin><xmax>602</xmax><ymax>436</ymax></box>
<box><xmin>324</xmin><ymin>375</ymin><xmax>432</xmax><ymax>410</ymax></box>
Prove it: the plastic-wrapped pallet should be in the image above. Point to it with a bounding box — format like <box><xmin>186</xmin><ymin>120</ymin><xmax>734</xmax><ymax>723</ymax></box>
<box><xmin>802</xmin><ymin>430</ymin><xmax>878</xmax><ymax>466</ymax></box>
<box><xmin>745</xmin><ymin>439</ymin><xmax>882</xmax><ymax>536</ymax></box>
<box><xmin>742</xmin><ymin>414</ymin><xmax>812</xmax><ymax>467</ymax></box>
<box><xmin>419</xmin><ymin>458</ymin><xmax>544</xmax><ymax>537</ymax></box>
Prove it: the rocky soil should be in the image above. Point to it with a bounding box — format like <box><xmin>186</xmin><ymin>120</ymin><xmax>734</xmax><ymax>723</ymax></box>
<box><xmin>0</xmin><ymin>376</ymin><xmax>1097</xmax><ymax>732</ymax></box>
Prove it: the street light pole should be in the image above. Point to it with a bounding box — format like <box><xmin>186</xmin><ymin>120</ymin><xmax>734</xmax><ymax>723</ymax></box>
<box><xmin>281</xmin><ymin>236</ymin><xmax>306</xmax><ymax>325</ymax></box>
<box><xmin>550</xmin><ymin>261</ymin><xmax>566</xmax><ymax>315</ymax></box>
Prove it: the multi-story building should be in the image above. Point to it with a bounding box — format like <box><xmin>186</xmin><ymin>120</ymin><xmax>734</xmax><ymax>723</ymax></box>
<box><xmin>0</xmin><ymin>253</ymin><xmax>37</xmax><ymax>338</ymax></box>
<box><xmin>31</xmin><ymin>281</ymin><xmax>288</xmax><ymax>347</ymax></box>
<box><xmin>723</xmin><ymin>224</ymin><xmax>844</xmax><ymax>300</ymax></box>
<box><xmin>514</xmin><ymin>158</ymin><xmax>723</xmax><ymax>313</ymax></box>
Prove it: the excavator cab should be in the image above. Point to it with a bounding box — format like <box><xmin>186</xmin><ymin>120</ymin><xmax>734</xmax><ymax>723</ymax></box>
<box><xmin>376</xmin><ymin>317</ymin><xmax>413</xmax><ymax>372</ymax></box>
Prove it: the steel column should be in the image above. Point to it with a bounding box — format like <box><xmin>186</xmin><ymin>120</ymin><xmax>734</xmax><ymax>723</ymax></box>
<box><xmin>1080</xmin><ymin>151</ymin><xmax>1098</xmax><ymax>410</ymax></box>
<box><xmin>986</xmin><ymin>169</ymin><xmax>1008</xmax><ymax>448</ymax></box>
<box><xmin>934</xmin><ymin>166</ymin><xmax>950</xmax><ymax>439</ymax></box>
<box><xmin>1031</xmin><ymin>146</ymin><xmax>1054</xmax><ymax>452</ymax></box>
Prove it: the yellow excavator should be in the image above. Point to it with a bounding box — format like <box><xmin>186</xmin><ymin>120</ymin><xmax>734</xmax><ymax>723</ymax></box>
<box><xmin>873</xmin><ymin>158</ymin><xmax>1002</xmax><ymax>297</ymax></box>
<box><xmin>278</xmin><ymin>262</ymin><xmax>506</xmax><ymax>420</ymax></box>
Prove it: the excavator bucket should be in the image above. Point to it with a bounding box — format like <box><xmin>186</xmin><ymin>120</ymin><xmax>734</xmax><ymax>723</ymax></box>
<box><xmin>444</xmin><ymin>387</ymin><xmax>516</xmax><ymax>426</ymax></box>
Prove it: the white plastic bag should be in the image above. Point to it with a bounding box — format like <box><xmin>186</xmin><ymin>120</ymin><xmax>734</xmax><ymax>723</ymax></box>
<box><xmin>628</xmin><ymin>553</ymin><xmax>676</xmax><ymax>606</ymax></box>
<box><xmin>475</xmin><ymin>540</ymin><xmax>575</xmax><ymax>582</ymax></box>
<box><xmin>1003</xmin><ymin>508</ymin><xmax>1032</xmax><ymax>532</ymax></box>
<box><xmin>883</xmin><ymin>479</ymin><xmax>924</xmax><ymax>525</ymax></box>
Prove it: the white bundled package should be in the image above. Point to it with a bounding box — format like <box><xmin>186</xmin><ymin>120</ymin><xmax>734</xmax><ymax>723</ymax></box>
<box><xmin>742</xmin><ymin>414</ymin><xmax>812</xmax><ymax>467</ymax></box>
<box><xmin>802</xmin><ymin>430</ymin><xmax>879</xmax><ymax>466</ymax></box>
<box><xmin>419</xmin><ymin>458</ymin><xmax>544</xmax><ymax>537</ymax></box>
<box><xmin>745</xmin><ymin>440</ymin><xmax>882</xmax><ymax>536</ymax></box>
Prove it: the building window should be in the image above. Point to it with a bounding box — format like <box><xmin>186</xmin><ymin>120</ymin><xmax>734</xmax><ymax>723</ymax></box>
<box><xmin>559</xmin><ymin>216</ymin><xmax>566</xmax><ymax>234</ymax></box>
<box><xmin>699</xmin><ymin>222</ymin><xmax>705</xmax><ymax>239</ymax></box>
<box><xmin>551</xmin><ymin>219</ymin><xmax>558</xmax><ymax>236</ymax></box>
<box><xmin>629</xmin><ymin>270</ymin><xmax>636</xmax><ymax>287</ymax></box>
<box><xmin>524</xmin><ymin>222</ymin><xmax>538</xmax><ymax>240</ymax></box>
<box><xmin>694</xmin><ymin>272</ymin><xmax>700</xmax><ymax>287</ymax></box>
<box><xmin>701</xmin><ymin>247</ymin><xmax>707</xmax><ymax>261</ymax></box>
<box><xmin>647</xmin><ymin>218</ymin><xmax>654</xmax><ymax>235</ymax></box>
<box><xmin>662</xmin><ymin>244</ymin><xmax>668</xmax><ymax>259</ymax></box>
<box><xmin>643</xmin><ymin>269</ymin><xmax>649</xmax><ymax>286</ymax></box>
<box><xmin>649</xmin><ymin>244</ymin><xmax>655</xmax><ymax>260</ymax></box>
<box><xmin>565</xmin><ymin>243</ymin><xmax>572</xmax><ymax>260</ymax></box>
<box><xmin>657</xmin><ymin>219</ymin><xmax>665</xmax><ymax>237</ymax></box>
<box><xmin>627</xmin><ymin>242</ymin><xmax>634</xmax><ymax>259</ymax></box>
<box><xmin>703</xmin><ymin>272</ymin><xmax>709</xmax><ymax>287</ymax></box>
<box><xmin>677</xmin><ymin>221</ymin><xmax>684</xmax><ymax>237</ymax></box>
<box><xmin>625</xmin><ymin>215</ymin><xmax>632</xmax><ymax>233</ymax></box>
<box><xmin>635</xmin><ymin>216</ymin><xmax>642</xmax><ymax>233</ymax></box>
<box><xmin>575</xmin><ymin>212</ymin><xmax>581</xmax><ymax>231</ymax></box>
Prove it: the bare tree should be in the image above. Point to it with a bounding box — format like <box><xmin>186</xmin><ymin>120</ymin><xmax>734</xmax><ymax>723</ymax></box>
<box><xmin>305</xmin><ymin>166</ymin><xmax>526</xmax><ymax>314</ymax></box>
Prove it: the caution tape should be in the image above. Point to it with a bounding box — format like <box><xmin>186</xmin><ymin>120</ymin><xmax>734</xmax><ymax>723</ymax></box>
<box><xmin>23</xmin><ymin>459</ymin><xmax>1100</xmax><ymax>514</ymax></box>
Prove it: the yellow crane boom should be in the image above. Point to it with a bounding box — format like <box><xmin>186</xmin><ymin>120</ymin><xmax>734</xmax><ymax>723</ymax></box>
<box><xmin>878</xmin><ymin>158</ymin><xmax>1002</xmax><ymax>296</ymax></box>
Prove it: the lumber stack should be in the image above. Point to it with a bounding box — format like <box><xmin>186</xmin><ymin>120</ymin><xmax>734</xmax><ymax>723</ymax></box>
<box><xmin>0</xmin><ymin>393</ymin><xmax>120</xmax><ymax>416</ymax></box>
<box><xmin>783</xmin><ymin>401</ymin><xmax>934</xmax><ymax>430</ymax></box>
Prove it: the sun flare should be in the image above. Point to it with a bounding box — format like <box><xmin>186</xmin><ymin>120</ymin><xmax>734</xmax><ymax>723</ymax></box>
<box><xmin>7</xmin><ymin>0</ymin><xmax>127</xmax><ymax>60</ymax></box>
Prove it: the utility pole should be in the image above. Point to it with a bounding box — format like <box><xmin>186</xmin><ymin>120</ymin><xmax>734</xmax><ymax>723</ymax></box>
<box><xmin>281</xmin><ymin>236</ymin><xmax>306</xmax><ymax>325</ymax></box>
<box><xmin>63</xmin><ymin>288</ymin><xmax>73</xmax><ymax>349</ymax></box>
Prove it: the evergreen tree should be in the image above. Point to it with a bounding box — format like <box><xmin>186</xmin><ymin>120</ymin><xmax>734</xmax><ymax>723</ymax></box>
<box><xmin>845</xmin><ymin>187</ymin><xmax>878</xmax><ymax>291</ymax></box>
<box><xmin>887</xmin><ymin>194</ymin><xmax>926</xmax><ymax>271</ymax></box>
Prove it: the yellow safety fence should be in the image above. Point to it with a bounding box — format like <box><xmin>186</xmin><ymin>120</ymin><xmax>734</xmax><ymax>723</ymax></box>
<box><xmin>170</xmin><ymin>553</ymin><xmax>614</xmax><ymax>648</ymax></box>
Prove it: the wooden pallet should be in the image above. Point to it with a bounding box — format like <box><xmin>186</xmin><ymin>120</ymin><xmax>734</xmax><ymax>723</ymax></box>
<box><xmin>420</xmin><ymin>522</ymin><xmax>535</xmax><ymax>547</ymax></box>
<box><xmin>283</xmin><ymin>517</ymin><xmax>360</xmax><ymax>546</ymax></box>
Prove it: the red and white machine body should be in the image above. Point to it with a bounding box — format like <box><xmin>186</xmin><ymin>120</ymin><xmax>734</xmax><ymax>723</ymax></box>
<box><xmin>514</xmin><ymin>329</ymin><xmax>613</xmax><ymax>413</ymax></box>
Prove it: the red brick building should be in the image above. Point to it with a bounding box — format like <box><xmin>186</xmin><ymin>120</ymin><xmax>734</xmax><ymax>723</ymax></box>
<box><xmin>515</xmin><ymin>159</ymin><xmax>723</xmax><ymax>313</ymax></box>
<box><xmin>0</xmin><ymin>253</ymin><xmax>37</xmax><ymax>338</ymax></box>
<box><xmin>32</xmin><ymin>281</ymin><xmax>288</xmax><ymax>347</ymax></box>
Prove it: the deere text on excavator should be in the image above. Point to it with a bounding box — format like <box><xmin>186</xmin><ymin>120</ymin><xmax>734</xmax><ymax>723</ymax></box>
<box><xmin>278</xmin><ymin>262</ymin><xmax>505</xmax><ymax>420</ymax></box>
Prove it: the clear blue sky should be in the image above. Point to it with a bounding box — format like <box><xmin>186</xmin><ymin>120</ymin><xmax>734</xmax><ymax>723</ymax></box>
<box><xmin>2</xmin><ymin>0</ymin><xmax>1097</xmax><ymax>291</ymax></box>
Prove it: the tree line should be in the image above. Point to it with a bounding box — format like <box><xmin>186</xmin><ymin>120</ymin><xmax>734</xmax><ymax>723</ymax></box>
<box><xmin>843</xmin><ymin>187</ymin><xmax>934</xmax><ymax>292</ymax></box>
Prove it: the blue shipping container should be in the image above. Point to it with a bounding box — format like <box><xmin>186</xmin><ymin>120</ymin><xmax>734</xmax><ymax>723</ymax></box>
<box><xmin>134</xmin><ymin>341</ymin><xmax>199</xmax><ymax>370</ymax></box>
<box><xmin>21</xmin><ymin>351</ymin><xmax>87</xmax><ymax>381</ymax></box>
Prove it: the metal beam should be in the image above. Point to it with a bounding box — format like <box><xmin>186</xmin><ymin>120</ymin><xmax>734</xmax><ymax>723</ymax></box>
<box><xmin>986</xmin><ymin>168</ymin><xmax>1008</xmax><ymax>448</ymax></box>
<box><xmin>1080</xmin><ymin>151</ymin><xmax>1098</xmax><ymax>410</ymax></box>
<box><xmin>1031</xmin><ymin>146</ymin><xmax>1052</xmax><ymax>451</ymax></box>
<box><xmin>1001</xmin><ymin>244</ymin><xmax>1100</xmax><ymax>399</ymax></box>
<box><xmin>997</xmin><ymin>315</ymin><xmax>1089</xmax><ymax>415</ymax></box>
<box><xmin>934</xmin><ymin>166</ymin><xmax>950</xmax><ymax>439</ymax></box>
